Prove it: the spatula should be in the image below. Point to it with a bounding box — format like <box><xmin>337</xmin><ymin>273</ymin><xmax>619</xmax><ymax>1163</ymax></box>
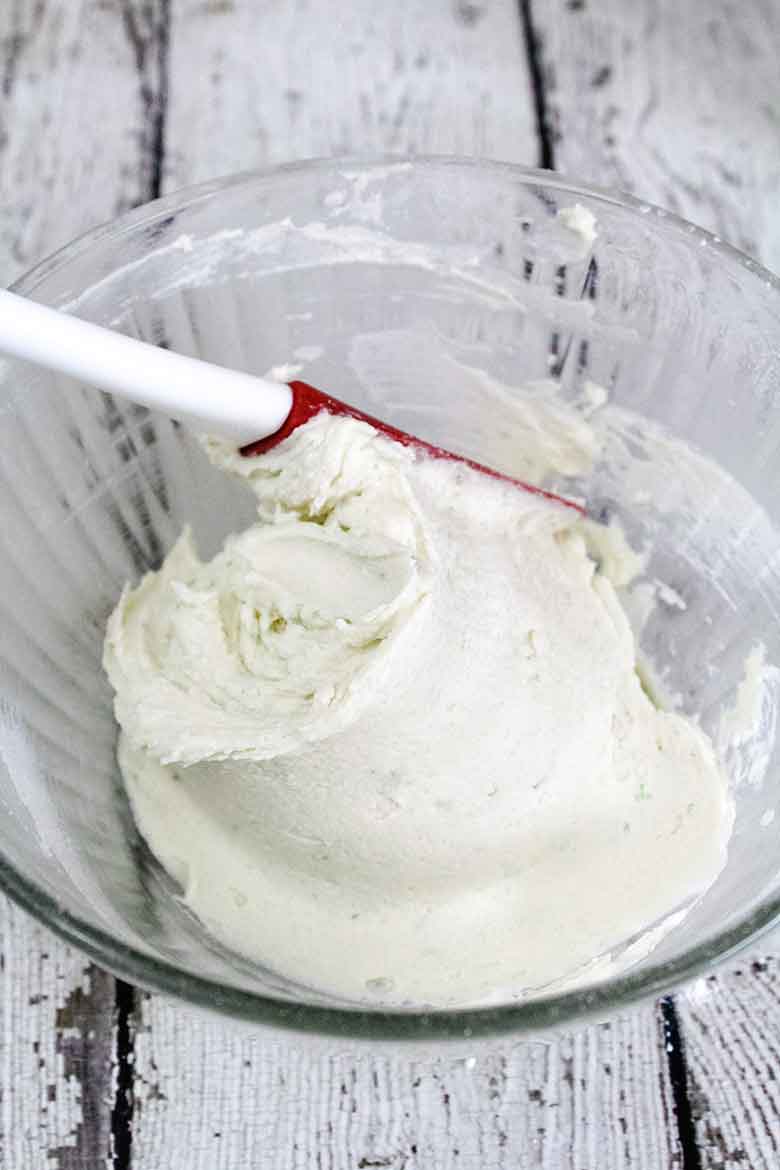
<box><xmin>0</xmin><ymin>289</ymin><xmax>582</xmax><ymax>514</ymax></box>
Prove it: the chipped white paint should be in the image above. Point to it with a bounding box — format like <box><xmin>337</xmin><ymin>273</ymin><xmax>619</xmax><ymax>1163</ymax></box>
<box><xmin>0</xmin><ymin>0</ymin><xmax>166</xmax><ymax>282</ymax></box>
<box><xmin>532</xmin><ymin>0</ymin><xmax>780</xmax><ymax>271</ymax></box>
<box><xmin>133</xmin><ymin>997</ymin><xmax>680</xmax><ymax>1169</ymax></box>
<box><xmin>678</xmin><ymin>951</ymin><xmax>780</xmax><ymax>1169</ymax></box>
<box><xmin>0</xmin><ymin>900</ymin><xmax>114</xmax><ymax>1169</ymax></box>
<box><xmin>164</xmin><ymin>0</ymin><xmax>538</xmax><ymax>189</ymax></box>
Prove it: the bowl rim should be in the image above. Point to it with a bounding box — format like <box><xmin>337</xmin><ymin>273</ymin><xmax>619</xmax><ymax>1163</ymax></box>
<box><xmin>5</xmin><ymin>154</ymin><xmax>780</xmax><ymax>1040</ymax></box>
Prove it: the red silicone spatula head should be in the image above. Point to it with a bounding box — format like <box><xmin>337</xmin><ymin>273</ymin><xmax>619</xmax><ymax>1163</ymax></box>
<box><xmin>240</xmin><ymin>381</ymin><xmax>584</xmax><ymax>515</ymax></box>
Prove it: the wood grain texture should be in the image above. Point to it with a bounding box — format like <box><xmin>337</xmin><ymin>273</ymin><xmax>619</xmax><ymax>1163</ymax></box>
<box><xmin>0</xmin><ymin>0</ymin><xmax>168</xmax><ymax>282</ymax></box>
<box><xmin>677</xmin><ymin>953</ymin><xmax>780</xmax><ymax>1170</ymax></box>
<box><xmin>133</xmin><ymin>997</ymin><xmax>680</xmax><ymax>1169</ymax></box>
<box><xmin>531</xmin><ymin>0</ymin><xmax>780</xmax><ymax>271</ymax></box>
<box><xmin>163</xmin><ymin>0</ymin><xmax>538</xmax><ymax>189</ymax></box>
<box><xmin>0</xmin><ymin>900</ymin><xmax>115</xmax><ymax>1170</ymax></box>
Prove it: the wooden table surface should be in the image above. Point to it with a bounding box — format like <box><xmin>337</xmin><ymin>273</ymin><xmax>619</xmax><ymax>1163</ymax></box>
<box><xmin>1</xmin><ymin>2</ymin><xmax>779</xmax><ymax>1167</ymax></box>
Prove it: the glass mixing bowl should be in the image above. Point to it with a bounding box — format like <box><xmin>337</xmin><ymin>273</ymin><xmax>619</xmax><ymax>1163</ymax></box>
<box><xmin>2</xmin><ymin>158</ymin><xmax>780</xmax><ymax>1041</ymax></box>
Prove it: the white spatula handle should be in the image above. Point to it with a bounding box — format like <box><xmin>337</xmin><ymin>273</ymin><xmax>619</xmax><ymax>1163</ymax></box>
<box><xmin>0</xmin><ymin>289</ymin><xmax>293</xmax><ymax>445</ymax></box>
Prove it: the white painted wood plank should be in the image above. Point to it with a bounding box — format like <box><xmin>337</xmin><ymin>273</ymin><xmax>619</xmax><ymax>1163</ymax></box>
<box><xmin>164</xmin><ymin>0</ymin><xmax>538</xmax><ymax>190</ymax></box>
<box><xmin>0</xmin><ymin>900</ymin><xmax>115</xmax><ymax>1170</ymax></box>
<box><xmin>0</xmin><ymin>0</ymin><xmax>166</xmax><ymax>283</ymax></box>
<box><xmin>533</xmin><ymin>0</ymin><xmax>780</xmax><ymax>1157</ymax></box>
<box><xmin>133</xmin><ymin>997</ymin><xmax>680</xmax><ymax>1169</ymax></box>
<box><xmin>532</xmin><ymin>0</ymin><xmax>780</xmax><ymax>271</ymax></box>
<box><xmin>0</xmin><ymin>2</ymin><xmax>168</xmax><ymax>1164</ymax></box>
<box><xmin>677</xmin><ymin>945</ymin><xmax>780</xmax><ymax>1170</ymax></box>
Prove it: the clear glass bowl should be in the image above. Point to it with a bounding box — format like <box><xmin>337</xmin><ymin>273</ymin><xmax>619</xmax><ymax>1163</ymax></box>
<box><xmin>2</xmin><ymin>158</ymin><xmax>780</xmax><ymax>1041</ymax></box>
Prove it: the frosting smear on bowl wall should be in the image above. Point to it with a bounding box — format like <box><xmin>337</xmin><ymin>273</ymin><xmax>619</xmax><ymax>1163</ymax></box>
<box><xmin>104</xmin><ymin>406</ymin><xmax>733</xmax><ymax>1007</ymax></box>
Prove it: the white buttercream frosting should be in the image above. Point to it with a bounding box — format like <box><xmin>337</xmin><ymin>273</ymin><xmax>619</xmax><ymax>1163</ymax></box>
<box><xmin>104</xmin><ymin>414</ymin><xmax>733</xmax><ymax>1006</ymax></box>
